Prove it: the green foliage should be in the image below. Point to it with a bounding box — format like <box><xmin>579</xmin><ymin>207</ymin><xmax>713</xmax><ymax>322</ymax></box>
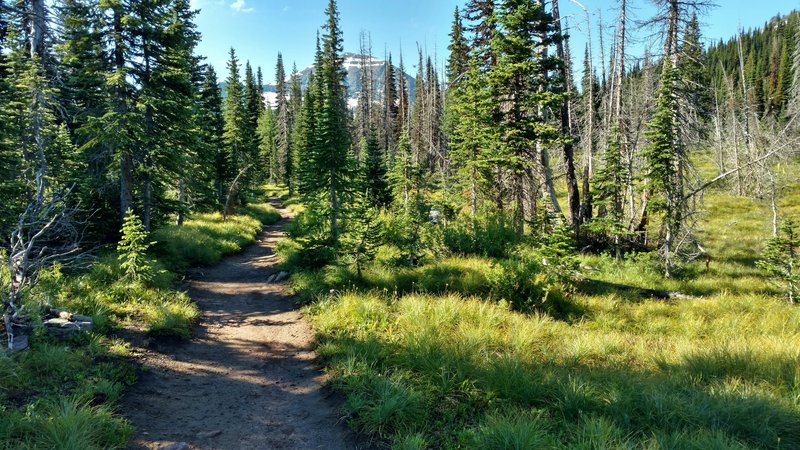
<box><xmin>442</xmin><ymin>213</ymin><xmax>520</xmax><ymax>258</ymax></box>
<box><xmin>308</xmin><ymin>290</ymin><xmax>800</xmax><ymax>449</ymax></box>
<box><xmin>151</xmin><ymin>204</ymin><xmax>277</xmax><ymax>271</ymax></box>
<box><xmin>117</xmin><ymin>209</ymin><xmax>155</xmax><ymax>283</ymax></box>
<box><xmin>757</xmin><ymin>218</ymin><xmax>800</xmax><ymax>303</ymax></box>
<box><xmin>341</xmin><ymin>194</ymin><xmax>384</xmax><ymax>279</ymax></box>
<box><xmin>145</xmin><ymin>297</ymin><xmax>199</xmax><ymax>339</ymax></box>
<box><xmin>0</xmin><ymin>340</ymin><xmax>134</xmax><ymax>449</ymax></box>
<box><xmin>539</xmin><ymin>224</ymin><xmax>581</xmax><ymax>290</ymax></box>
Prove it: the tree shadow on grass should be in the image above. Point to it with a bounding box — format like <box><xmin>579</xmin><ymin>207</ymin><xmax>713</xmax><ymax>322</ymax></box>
<box><xmin>315</xmin><ymin>326</ymin><xmax>800</xmax><ymax>449</ymax></box>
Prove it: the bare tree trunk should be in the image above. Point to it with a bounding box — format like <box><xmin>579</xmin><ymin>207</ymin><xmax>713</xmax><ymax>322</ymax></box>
<box><xmin>553</xmin><ymin>2</ymin><xmax>581</xmax><ymax>230</ymax></box>
<box><xmin>29</xmin><ymin>0</ymin><xmax>45</xmax><ymax>59</ymax></box>
<box><xmin>535</xmin><ymin>0</ymin><xmax>563</xmax><ymax>219</ymax></box>
<box><xmin>177</xmin><ymin>180</ymin><xmax>186</xmax><ymax>226</ymax></box>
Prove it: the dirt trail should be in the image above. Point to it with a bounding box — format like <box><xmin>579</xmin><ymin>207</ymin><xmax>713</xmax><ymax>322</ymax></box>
<box><xmin>122</xmin><ymin>201</ymin><xmax>354</xmax><ymax>450</ymax></box>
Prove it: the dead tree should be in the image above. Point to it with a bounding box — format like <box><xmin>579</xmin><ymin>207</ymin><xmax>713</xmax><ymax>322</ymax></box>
<box><xmin>4</xmin><ymin>180</ymin><xmax>83</xmax><ymax>352</ymax></box>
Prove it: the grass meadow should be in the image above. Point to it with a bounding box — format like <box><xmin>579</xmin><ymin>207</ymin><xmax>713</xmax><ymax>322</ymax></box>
<box><xmin>281</xmin><ymin>179</ymin><xmax>800</xmax><ymax>448</ymax></box>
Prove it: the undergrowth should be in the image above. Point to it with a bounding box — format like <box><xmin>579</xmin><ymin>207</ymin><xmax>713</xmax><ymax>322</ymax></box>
<box><xmin>282</xmin><ymin>182</ymin><xmax>800</xmax><ymax>448</ymax></box>
<box><xmin>0</xmin><ymin>201</ymin><xmax>281</xmax><ymax>448</ymax></box>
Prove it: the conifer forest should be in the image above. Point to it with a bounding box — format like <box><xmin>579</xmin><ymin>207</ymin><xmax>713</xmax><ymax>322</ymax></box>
<box><xmin>1</xmin><ymin>0</ymin><xmax>800</xmax><ymax>448</ymax></box>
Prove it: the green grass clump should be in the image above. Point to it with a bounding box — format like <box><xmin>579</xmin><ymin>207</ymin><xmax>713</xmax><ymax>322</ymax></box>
<box><xmin>0</xmin><ymin>338</ymin><xmax>135</xmax><ymax>449</ymax></box>
<box><xmin>308</xmin><ymin>292</ymin><xmax>800</xmax><ymax>448</ymax></box>
<box><xmin>144</xmin><ymin>296</ymin><xmax>199</xmax><ymax>339</ymax></box>
<box><xmin>151</xmin><ymin>210</ymin><xmax>267</xmax><ymax>271</ymax></box>
<box><xmin>240</xmin><ymin>203</ymin><xmax>282</xmax><ymax>225</ymax></box>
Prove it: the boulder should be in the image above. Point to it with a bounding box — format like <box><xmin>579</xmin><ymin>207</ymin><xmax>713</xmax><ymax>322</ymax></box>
<box><xmin>43</xmin><ymin>314</ymin><xmax>93</xmax><ymax>340</ymax></box>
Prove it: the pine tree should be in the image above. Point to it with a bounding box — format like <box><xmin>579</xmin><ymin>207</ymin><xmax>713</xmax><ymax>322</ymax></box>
<box><xmin>275</xmin><ymin>53</ymin><xmax>292</xmax><ymax>187</ymax></box>
<box><xmin>311</xmin><ymin>0</ymin><xmax>354</xmax><ymax>244</ymax></box>
<box><xmin>362</xmin><ymin>129</ymin><xmax>391</xmax><ymax>208</ymax></box>
<box><xmin>757</xmin><ymin>218</ymin><xmax>800</xmax><ymax>304</ymax></box>
<box><xmin>198</xmin><ymin>65</ymin><xmax>227</xmax><ymax>208</ymax></box>
<box><xmin>222</xmin><ymin>48</ymin><xmax>252</xmax><ymax>204</ymax></box>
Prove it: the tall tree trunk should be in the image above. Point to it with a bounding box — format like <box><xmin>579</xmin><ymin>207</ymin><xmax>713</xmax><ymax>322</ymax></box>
<box><xmin>553</xmin><ymin>2</ymin><xmax>580</xmax><ymax>230</ymax></box>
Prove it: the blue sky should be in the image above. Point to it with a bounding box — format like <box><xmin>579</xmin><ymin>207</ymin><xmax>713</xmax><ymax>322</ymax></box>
<box><xmin>191</xmin><ymin>0</ymin><xmax>800</xmax><ymax>84</ymax></box>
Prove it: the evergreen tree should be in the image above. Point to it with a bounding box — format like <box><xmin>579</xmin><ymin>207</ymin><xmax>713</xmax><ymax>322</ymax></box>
<box><xmin>222</xmin><ymin>48</ymin><xmax>252</xmax><ymax>204</ymax></box>
<box><xmin>447</xmin><ymin>6</ymin><xmax>469</xmax><ymax>86</ymax></box>
<box><xmin>362</xmin><ymin>129</ymin><xmax>391</xmax><ymax>208</ymax></box>
<box><xmin>381</xmin><ymin>53</ymin><xmax>399</xmax><ymax>158</ymax></box>
<box><xmin>643</xmin><ymin>62</ymin><xmax>685</xmax><ymax>277</ymax></box>
<box><xmin>275</xmin><ymin>53</ymin><xmax>292</xmax><ymax>187</ymax></box>
<box><xmin>198</xmin><ymin>65</ymin><xmax>227</xmax><ymax>208</ymax></box>
<box><xmin>757</xmin><ymin>218</ymin><xmax>800</xmax><ymax>304</ymax></box>
<box><xmin>308</xmin><ymin>0</ymin><xmax>354</xmax><ymax>244</ymax></box>
<box><xmin>257</xmin><ymin>104</ymin><xmax>278</xmax><ymax>182</ymax></box>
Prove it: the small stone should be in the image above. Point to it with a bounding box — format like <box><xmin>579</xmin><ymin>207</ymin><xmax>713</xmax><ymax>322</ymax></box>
<box><xmin>197</xmin><ymin>430</ymin><xmax>222</xmax><ymax>439</ymax></box>
<box><xmin>267</xmin><ymin>274</ymin><xmax>277</xmax><ymax>283</ymax></box>
<box><xmin>44</xmin><ymin>318</ymin><xmax>71</xmax><ymax>327</ymax></box>
<box><xmin>72</xmin><ymin>314</ymin><xmax>92</xmax><ymax>323</ymax></box>
<box><xmin>160</xmin><ymin>443</ymin><xmax>189</xmax><ymax>450</ymax></box>
<box><xmin>274</xmin><ymin>271</ymin><xmax>290</xmax><ymax>282</ymax></box>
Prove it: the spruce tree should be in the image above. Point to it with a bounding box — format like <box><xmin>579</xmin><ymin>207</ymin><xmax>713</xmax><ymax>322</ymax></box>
<box><xmin>198</xmin><ymin>65</ymin><xmax>227</xmax><ymax>208</ymax></box>
<box><xmin>222</xmin><ymin>48</ymin><xmax>251</xmax><ymax>204</ymax></box>
<box><xmin>275</xmin><ymin>53</ymin><xmax>292</xmax><ymax>187</ymax></box>
<box><xmin>447</xmin><ymin>6</ymin><xmax>469</xmax><ymax>86</ymax></box>
<box><xmin>362</xmin><ymin>129</ymin><xmax>391</xmax><ymax>208</ymax></box>
<box><xmin>758</xmin><ymin>218</ymin><xmax>800</xmax><ymax>304</ymax></box>
<box><xmin>311</xmin><ymin>0</ymin><xmax>354</xmax><ymax>244</ymax></box>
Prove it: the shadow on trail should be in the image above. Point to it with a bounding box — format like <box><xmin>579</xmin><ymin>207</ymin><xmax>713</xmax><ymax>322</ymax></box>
<box><xmin>121</xmin><ymin>204</ymin><xmax>361</xmax><ymax>450</ymax></box>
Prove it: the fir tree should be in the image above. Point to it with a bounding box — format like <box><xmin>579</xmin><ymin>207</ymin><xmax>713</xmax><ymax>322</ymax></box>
<box><xmin>199</xmin><ymin>65</ymin><xmax>227</xmax><ymax>208</ymax></box>
<box><xmin>118</xmin><ymin>209</ymin><xmax>155</xmax><ymax>283</ymax></box>
<box><xmin>362</xmin><ymin>129</ymin><xmax>391</xmax><ymax>208</ymax></box>
<box><xmin>222</xmin><ymin>48</ymin><xmax>251</xmax><ymax>203</ymax></box>
<box><xmin>275</xmin><ymin>53</ymin><xmax>292</xmax><ymax>187</ymax></box>
<box><xmin>309</xmin><ymin>0</ymin><xmax>354</xmax><ymax>244</ymax></box>
<box><xmin>757</xmin><ymin>218</ymin><xmax>800</xmax><ymax>304</ymax></box>
<box><xmin>447</xmin><ymin>6</ymin><xmax>469</xmax><ymax>86</ymax></box>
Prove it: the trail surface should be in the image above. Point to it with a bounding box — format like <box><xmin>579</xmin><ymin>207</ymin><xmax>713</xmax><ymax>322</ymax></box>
<box><xmin>122</xmin><ymin>201</ymin><xmax>353</xmax><ymax>450</ymax></box>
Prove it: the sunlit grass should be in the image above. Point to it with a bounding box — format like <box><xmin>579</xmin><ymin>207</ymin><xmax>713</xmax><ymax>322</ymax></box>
<box><xmin>299</xmin><ymin>177</ymin><xmax>800</xmax><ymax>448</ymax></box>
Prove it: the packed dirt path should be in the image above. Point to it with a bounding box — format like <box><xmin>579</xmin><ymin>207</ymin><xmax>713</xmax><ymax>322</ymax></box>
<box><xmin>122</xmin><ymin>200</ymin><xmax>355</xmax><ymax>450</ymax></box>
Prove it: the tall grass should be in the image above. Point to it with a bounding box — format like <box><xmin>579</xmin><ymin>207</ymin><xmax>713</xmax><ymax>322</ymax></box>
<box><xmin>299</xmin><ymin>183</ymin><xmax>800</xmax><ymax>448</ymax></box>
<box><xmin>0</xmin><ymin>199</ymin><xmax>283</xmax><ymax>448</ymax></box>
<box><xmin>308</xmin><ymin>292</ymin><xmax>800</xmax><ymax>448</ymax></box>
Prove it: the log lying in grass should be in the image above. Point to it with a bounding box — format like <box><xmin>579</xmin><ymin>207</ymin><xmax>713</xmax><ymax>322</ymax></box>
<box><xmin>583</xmin><ymin>278</ymin><xmax>696</xmax><ymax>300</ymax></box>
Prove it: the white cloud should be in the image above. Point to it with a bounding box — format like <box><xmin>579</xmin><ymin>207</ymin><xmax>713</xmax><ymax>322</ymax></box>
<box><xmin>230</xmin><ymin>0</ymin><xmax>254</xmax><ymax>13</ymax></box>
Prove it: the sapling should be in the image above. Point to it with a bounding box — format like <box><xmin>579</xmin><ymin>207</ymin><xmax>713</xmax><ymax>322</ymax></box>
<box><xmin>757</xmin><ymin>218</ymin><xmax>800</xmax><ymax>304</ymax></box>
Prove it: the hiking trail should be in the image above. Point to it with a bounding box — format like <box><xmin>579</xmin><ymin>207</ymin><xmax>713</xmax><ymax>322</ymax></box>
<box><xmin>122</xmin><ymin>200</ymin><xmax>354</xmax><ymax>450</ymax></box>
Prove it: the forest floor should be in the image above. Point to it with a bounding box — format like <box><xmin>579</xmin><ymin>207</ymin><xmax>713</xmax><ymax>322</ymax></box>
<box><xmin>120</xmin><ymin>200</ymin><xmax>355</xmax><ymax>450</ymax></box>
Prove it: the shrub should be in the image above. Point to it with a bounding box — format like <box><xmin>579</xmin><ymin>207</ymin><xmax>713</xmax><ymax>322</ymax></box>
<box><xmin>757</xmin><ymin>218</ymin><xmax>800</xmax><ymax>303</ymax></box>
<box><xmin>443</xmin><ymin>214</ymin><xmax>520</xmax><ymax>258</ymax></box>
<box><xmin>117</xmin><ymin>210</ymin><xmax>156</xmax><ymax>283</ymax></box>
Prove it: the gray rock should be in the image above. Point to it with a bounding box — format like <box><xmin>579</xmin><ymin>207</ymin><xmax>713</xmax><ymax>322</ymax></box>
<box><xmin>44</xmin><ymin>318</ymin><xmax>79</xmax><ymax>330</ymax></box>
<box><xmin>274</xmin><ymin>271</ymin><xmax>290</xmax><ymax>282</ymax></box>
<box><xmin>267</xmin><ymin>274</ymin><xmax>277</xmax><ymax>283</ymax></box>
<box><xmin>197</xmin><ymin>429</ymin><xmax>222</xmax><ymax>439</ymax></box>
<box><xmin>160</xmin><ymin>443</ymin><xmax>190</xmax><ymax>450</ymax></box>
<box><xmin>8</xmin><ymin>335</ymin><xmax>29</xmax><ymax>353</ymax></box>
